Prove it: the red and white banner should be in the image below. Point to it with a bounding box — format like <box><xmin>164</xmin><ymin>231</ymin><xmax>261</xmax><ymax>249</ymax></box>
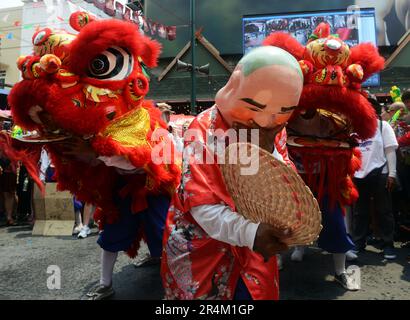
<box><xmin>72</xmin><ymin>0</ymin><xmax>177</xmax><ymax>40</ymax></box>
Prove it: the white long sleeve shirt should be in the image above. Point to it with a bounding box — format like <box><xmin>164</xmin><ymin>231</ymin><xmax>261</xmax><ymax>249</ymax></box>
<box><xmin>191</xmin><ymin>204</ymin><xmax>259</xmax><ymax>250</ymax></box>
<box><xmin>191</xmin><ymin>146</ymin><xmax>285</xmax><ymax>249</ymax></box>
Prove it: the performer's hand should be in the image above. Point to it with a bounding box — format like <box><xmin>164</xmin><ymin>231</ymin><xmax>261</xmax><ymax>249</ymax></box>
<box><xmin>37</xmin><ymin>111</ymin><xmax>60</xmax><ymax>133</ymax></box>
<box><xmin>253</xmin><ymin>223</ymin><xmax>292</xmax><ymax>262</ymax></box>
<box><xmin>386</xmin><ymin>176</ymin><xmax>396</xmax><ymax>193</ymax></box>
<box><xmin>56</xmin><ymin>137</ymin><xmax>99</xmax><ymax>164</ymax></box>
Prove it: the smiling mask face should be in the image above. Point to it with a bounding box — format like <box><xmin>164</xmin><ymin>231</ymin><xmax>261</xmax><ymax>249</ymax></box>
<box><xmin>215</xmin><ymin>46</ymin><xmax>303</xmax><ymax>129</ymax></box>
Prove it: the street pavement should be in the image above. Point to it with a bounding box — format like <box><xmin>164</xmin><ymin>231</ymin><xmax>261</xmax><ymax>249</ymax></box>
<box><xmin>0</xmin><ymin>224</ymin><xmax>409</xmax><ymax>300</ymax></box>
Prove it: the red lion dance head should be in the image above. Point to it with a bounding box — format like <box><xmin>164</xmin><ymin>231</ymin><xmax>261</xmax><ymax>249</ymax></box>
<box><xmin>9</xmin><ymin>11</ymin><xmax>160</xmax><ymax>136</ymax></box>
<box><xmin>263</xmin><ymin>23</ymin><xmax>385</xmax><ymax>208</ymax></box>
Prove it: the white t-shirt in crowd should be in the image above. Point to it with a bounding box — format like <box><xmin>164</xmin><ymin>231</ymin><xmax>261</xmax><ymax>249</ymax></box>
<box><xmin>355</xmin><ymin>120</ymin><xmax>398</xmax><ymax>179</ymax></box>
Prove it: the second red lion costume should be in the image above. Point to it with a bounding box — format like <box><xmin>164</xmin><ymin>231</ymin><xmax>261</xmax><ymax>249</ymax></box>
<box><xmin>263</xmin><ymin>23</ymin><xmax>384</xmax><ymax>289</ymax></box>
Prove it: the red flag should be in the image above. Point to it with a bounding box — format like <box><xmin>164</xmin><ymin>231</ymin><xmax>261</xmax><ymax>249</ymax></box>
<box><xmin>158</xmin><ymin>24</ymin><xmax>167</xmax><ymax>39</ymax></box>
<box><xmin>123</xmin><ymin>6</ymin><xmax>132</xmax><ymax>21</ymax></box>
<box><xmin>104</xmin><ymin>0</ymin><xmax>115</xmax><ymax>16</ymax></box>
<box><xmin>114</xmin><ymin>1</ymin><xmax>124</xmax><ymax>19</ymax></box>
<box><xmin>131</xmin><ymin>11</ymin><xmax>140</xmax><ymax>25</ymax></box>
<box><xmin>167</xmin><ymin>26</ymin><xmax>177</xmax><ymax>41</ymax></box>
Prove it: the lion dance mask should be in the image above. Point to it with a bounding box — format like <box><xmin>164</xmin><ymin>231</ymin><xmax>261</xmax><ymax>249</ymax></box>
<box><xmin>263</xmin><ymin>23</ymin><xmax>385</xmax><ymax>209</ymax></box>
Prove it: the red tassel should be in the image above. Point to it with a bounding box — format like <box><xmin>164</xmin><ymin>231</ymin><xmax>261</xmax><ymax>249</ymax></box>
<box><xmin>125</xmin><ymin>227</ymin><xmax>143</xmax><ymax>258</ymax></box>
<box><xmin>0</xmin><ymin>132</ymin><xmax>44</xmax><ymax>193</ymax></box>
<box><xmin>289</xmin><ymin>146</ymin><xmax>356</xmax><ymax>211</ymax></box>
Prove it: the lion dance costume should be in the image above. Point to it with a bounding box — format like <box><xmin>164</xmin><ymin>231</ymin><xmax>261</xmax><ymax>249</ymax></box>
<box><xmin>3</xmin><ymin>11</ymin><xmax>180</xmax><ymax>258</ymax></box>
<box><xmin>264</xmin><ymin>23</ymin><xmax>384</xmax><ymax>256</ymax></box>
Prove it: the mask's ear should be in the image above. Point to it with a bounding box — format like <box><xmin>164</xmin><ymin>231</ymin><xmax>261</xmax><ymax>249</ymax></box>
<box><xmin>223</xmin><ymin>69</ymin><xmax>241</xmax><ymax>94</ymax></box>
<box><xmin>139</xmin><ymin>37</ymin><xmax>162</xmax><ymax>68</ymax></box>
<box><xmin>215</xmin><ymin>68</ymin><xmax>242</xmax><ymax>104</ymax></box>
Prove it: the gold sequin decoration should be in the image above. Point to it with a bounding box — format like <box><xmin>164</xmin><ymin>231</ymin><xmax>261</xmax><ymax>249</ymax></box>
<box><xmin>101</xmin><ymin>107</ymin><xmax>151</xmax><ymax>148</ymax></box>
<box><xmin>83</xmin><ymin>85</ymin><xmax>120</xmax><ymax>103</ymax></box>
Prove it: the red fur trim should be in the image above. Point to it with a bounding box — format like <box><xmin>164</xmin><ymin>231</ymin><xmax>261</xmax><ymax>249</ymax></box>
<box><xmin>93</xmin><ymin>207</ymin><xmax>104</xmax><ymax>230</ymax></box>
<box><xmin>313</xmin><ymin>23</ymin><xmax>331</xmax><ymax>39</ymax></box>
<box><xmin>263</xmin><ymin>32</ymin><xmax>305</xmax><ymax>60</ymax></box>
<box><xmin>300</xmin><ymin>85</ymin><xmax>377</xmax><ymax>140</ymax></box>
<box><xmin>348</xmin><ymin>43</ymin><xmax>385</xmax><ymax>81</ymax></box>
<box><xmin>47</xmin><ymin>85</ymin><xmax>124</xmax><ymax>135</ymax></box>
<box><xmin>344</xmin><ymin>177</ymin><xmax>359</xmax><ymax>204</ymax></box>
<box><xmin>139</xmin><ymin>37</ymin><xmax>162</xmax><ymax>68</ymax></box>
<box><xmin>8</xmin><ymin>79</ymin><xmax>49</xmax><ymax>131</ymax></box>
<box><xmin>289</xmin><ymin>146</ymin><xmax>356</xmax><ymax>210</ymax></box>
<box><xmin>348</xmin><ymin>148</ymin><xmax>362</xmax><ymax>175</ymax></box>
<box><xmin>398</xmin><ymin>131</ymin><xmax>410</xmax><ymax>147</ymax></box>
<box><xmin>68</xmin><ymin>19</ymin><xmax>160</xmax><ymax>76</ymax></box>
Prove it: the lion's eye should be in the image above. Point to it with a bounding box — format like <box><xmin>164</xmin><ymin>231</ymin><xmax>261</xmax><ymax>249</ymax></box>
<box><xmin>88</xmin><ymin>46</ymin><xmax>133</xmax><ymax>80</ymax></box>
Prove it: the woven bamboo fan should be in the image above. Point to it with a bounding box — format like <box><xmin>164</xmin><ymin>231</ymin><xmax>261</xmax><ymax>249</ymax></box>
<box><xmin>220</xmin><ymin>142</ymin><xmax>322</xmax><ymax>246</ymax></box>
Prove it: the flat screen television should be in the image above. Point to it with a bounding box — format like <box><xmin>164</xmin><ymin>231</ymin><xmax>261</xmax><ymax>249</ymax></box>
<box><xmin>243</xmin><ymin>8</ymin><xmax>379</xmax><ymax>87</ymax></box>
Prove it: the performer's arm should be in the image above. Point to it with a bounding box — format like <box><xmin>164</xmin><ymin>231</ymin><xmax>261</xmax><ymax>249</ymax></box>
<box><xmin>58</xmin><ymin>138</ymin><xmax>142</xmax><ymax>173</ymax></box>
<box><xmin>381</xmin><ymin>121</ymin><xmax>398</xmax><ymax>191</ymax></box>
<box><xmin>192</xmin><ymin>204</ymin><xmax>291</xmax><ymax>261</ymax></box>
<box><xmin>191</xmin><ymin>204</ymin><xmax>259</xmax><ymax>249</ymax></box>
<box><xmin>98</xmin><ymin>155</ymin><xmax>144</xmax><ymax>174</ymax></box>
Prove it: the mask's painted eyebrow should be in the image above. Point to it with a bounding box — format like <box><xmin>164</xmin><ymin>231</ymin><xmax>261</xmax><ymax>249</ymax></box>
<box><xmin>280</xmin><ymin>106</ymin><xmax>297</xmax><ymax>113</ymax></box>
<box><xmin>240</xmin><ymin>98</ymin><xmax>267</xmax><ymax>109</ymax></box>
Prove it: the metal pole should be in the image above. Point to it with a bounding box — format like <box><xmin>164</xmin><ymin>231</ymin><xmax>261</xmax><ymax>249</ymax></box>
<box><xmin>190</xmin><ymin>0</ymin><xmax>196</xmax><ymax>115</ymax></box>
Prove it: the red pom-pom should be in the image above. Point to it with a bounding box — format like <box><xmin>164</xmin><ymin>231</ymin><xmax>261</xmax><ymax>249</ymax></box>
<box><xmin>312</xmin><ymin>23</ymin><xmax>331</xmax><ymax>40</ymax></box>
<box><xmin>69</xmin><ymin>11</ymin><xmax>96</xmax><ymax>32</ymax></box>
<box><xmin>263</xmin><ymin>32</ymin><xmax>305</xmax><ymax>60</ymax></box>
